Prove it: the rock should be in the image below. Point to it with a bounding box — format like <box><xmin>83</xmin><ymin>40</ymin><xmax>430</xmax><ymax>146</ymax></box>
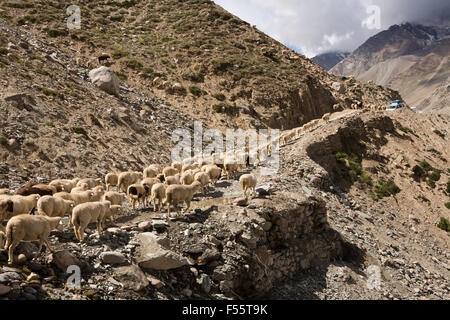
<box><xmin>233</xmin><ymin>197</ymin><xmax>248</xmax><ymax>206</ymax></box>
<box><xmin>88</xmin><ymin>66</ymin><xmax>120</xmax><ymax>97</ymax></box>
<box><xmin>197</xmin><ymin>248</ymin><xmax>221</xmax><ymax>266</ymax></box>
<box><xmin>138</xmin><ymin>221</ymin><xmax>152</xmax><ymax>231</ymax></box>
<box><xmin>47</xmin><ymin>250</ymin><xmax>82</xmax><ymax>272</ymax></box>
<box><xmin>197</xmin><ymin>274</ymin><xmax>211</xmax><ymax>294</ymax></box>
<box><xmin>0</xmin><ymin>272</ymin><xmax>23</xmax><ymax>283</ymax></box>
<box><xmin>26</xmin><ymin>273</ymin><xmax>40</xmax><ymax>282</ymax></box>
<box><xmin>113</xmin><ymin>264</ymin><xmax>149</xmax><ymax>291</ymax></box>
<box><xmin>17</xmin><ymin>254</ymin><xmax>27</xmax><ymax>264</ymax></box>
<box><xmin>0</xmin><ymin>284</ymin><xmax>11</xmax><ymax>296</ymax></box>
<box><xmin>152</xmin><ymin>220</ymin><xmax>168</xmax><ymax>231</ymax></box>
<box><xmin>15</xmin><ymin>242</ymin><xmax>39</xmax><ymax>259</ymax></box>
<box><xmin>106</xmin><ymin>227</ymin><xmax>123</xmax><ymax>235</ymax></box>
<box><xmin>147</xmin><ymin>275</ymin><xmax>164</xmax><ymax>289</ymax></box>
<box><xmin>135</xmin><ymin>233</ymin><xmax>188</xmax><ymax>271</ymax></box>
<box><xmin>331</xmin><ymin>82</ymin><xmax>346</xmax><ymax>94</ymax></box>
<box><xmin>262</xmin><ymin>221</ymin><xmax>273</xmax><ymax>231</ymax></box>
<box><xmin>182</xmin><ymin>288</ymin><xmax>193</xmax><ymax>297</ymax></box>
<box><xmin>256</xmin><ymin>184</ymin><xmax>272</xmax><ymax>196</ymax></box>
<box><xmin>100</xmin><ymin>252</ymin><xmax>127</xmax><ymax>265</ymax></box>
<box><xmin>8</xmin><ymin>139</ymin><xmax>19</xmax><ymax>149</ymax></box>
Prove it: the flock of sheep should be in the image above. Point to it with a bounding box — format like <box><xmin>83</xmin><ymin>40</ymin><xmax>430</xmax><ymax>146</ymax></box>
<box><xmin>0</xmin><ymin>151</ymin><xmax>259</xmax><ymax>266</ymax></box>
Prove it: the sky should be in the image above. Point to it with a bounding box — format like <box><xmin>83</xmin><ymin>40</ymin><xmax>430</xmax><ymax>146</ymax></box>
<box><xmin>213</xmin><ymin>0</ymin><xmax>450</xmax><ymax>57</ymax></box>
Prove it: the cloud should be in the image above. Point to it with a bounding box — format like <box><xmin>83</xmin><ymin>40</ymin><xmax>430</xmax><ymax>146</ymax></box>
<box><xmin>213</xmin><ymin>0</ymin><xmax>450</xmax><ymax>57</ymax></box>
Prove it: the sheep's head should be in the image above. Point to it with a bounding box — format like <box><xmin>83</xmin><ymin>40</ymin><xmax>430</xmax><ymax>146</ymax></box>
<box><xmin>47</xmin><ymin>217</ymin><xmax>63</xmax><ymax>231</ymax></box>
<box><xmin>191</xmin><ymin>181</ymin><xmax>202</xmax><ymax>193</ymax></box>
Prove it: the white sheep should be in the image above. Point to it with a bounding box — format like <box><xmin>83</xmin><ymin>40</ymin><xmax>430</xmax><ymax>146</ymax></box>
<box><xmin>2</xmin><ymin>194</ymin><xmax>41</xmax><ymax>220</ymax></box>
<box><xmin>49</xmin><ymin>178</ymin><xmax>80</xmax><ymax>193</ymax></box>
<box><xmin>163</xmin><ymin>166</ymin><xmax>179</xmax><ymax>178</ymax></box>
<box><xmin>71</xmin><ymin>201</ymin><xmax>111</xmax><ymax>243</ymax></box>
<box><xmin>180</xmin><ymin>170</ymin><xmax>195</xmax><ymax>185</ymax></box>
<box><xmin>171</xmin><ymin>162</ymin><xmax>183</xmax><ymax>172</ymax></box>
<box><xmin>205</xmin><ymin>165</ymin><xmax>222</xmax><ymax>186</ymax></box>
<box><xmin>239</xmin><ymin>173</ymin><xmax>257</xmax><ymax>197</ymax></box>
<box><xmin>105</xmin><ymin>173</ymin><xmax>119</xmax><ymax>191</ymax></box>
<box><xmin>37</xmin><ymin>195</ymin><xmax>74</xmax><ymax>218</ymax></box>
<box><xmin>194</xmin><ymin>171</ymin><xmax>210</xmax><ymax>194</ymax></box>
<box><xmin>142</xmin><ymin>178</ymin><xmax>161</xmax><ymax>206</ymax></box>
<box><xmin>165</xmin><ymin>174</ymin><xmax>181</xmax><ymax>186</ymax></box>
<box><xmin>164</xmin><ymin>181</ymin><xmax>202</xmax><ymax>216</ymax></box>
<box><xmin>117</xmin><ymin>171</ymin><xmax>143</xmax><ymax>193</ymax></box>
<box><xmin>70</xmin><ymin>182</ymin><xmax>89</xmax><ymax>193</ymax></box>
<box><xmin>77</xmin><ymin>178</ymin><xmax>102</xmax><ymax>189</ymax></box>
<box><xmin>151</xmin><ymin>183</ymin><xmax>166</xmax><ymax>212</ymax></box>
<box><xmin>143</xmin><ymin>167</ymin><xmax>158</xmax><ymax>179</ymax></box>
<box><xmin>102</xmin><ymin>191</ymin><xmax>127</xmax><ymax>206</ymax></box>
<box><xmin>54</xmin><ymin>190</ymin><xmax>94</xmax><ymax>206</ymax></box>
<box><xmin>90</xmin><ymin>185</ymin><xmax>105</xmax><ymax>202</ymax></box>
<box><xmin>0</xmin><ymin>199</ymin><xmax>13</xmax><ymax>221</ymax></box>
<box><xmin>4</xmin><ymin>214</ymin><xmax>63</xmax><ymax>265</ymax></box>
<box><xmin>104</xmin><ymin>205</ymin><xmax>122</xmax><ymax>223</ymax></box>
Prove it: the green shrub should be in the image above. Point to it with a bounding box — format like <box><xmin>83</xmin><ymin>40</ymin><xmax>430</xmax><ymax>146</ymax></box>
<box><xmin>112</xmin><ymin>49</ymin><xmax>129</xmax><ymax>59</ymax></box>
<box><xmin>71</xmin><ymin>126</ymin><xmax>87</xmax><ymax>136</ymax></box>
<box><xmin>45</xmin><ymin>121</ymin><xmax>54</xmax><ymax>127</ymax></box>
<box><xmin>24</xmin><ymin>138</ymin><xmax>35</xmax><ymax>146</ymax></box>
<box><xmin>445</xmin><ymin>202</ymin><xmax>450</xmax><ymax>210</ymax></box>
<box><xmin>0</xmin><ymin>48</ymin><xmax>8</xmax><ymax>55</ymax></box>
<box><xmin>47</xmin><ymin>29</ymin><xmax>68</xmax><ymax>37</ymax></box>
<box><xmin>374</xmin><ymin>180</ymin><xmax>401</xmax><ymax>200</ymax></box>
<box><xmin>213</xmin><ymin>93</ymin><xmax>226</xmax><ymax>101</ymax></box>
<box><xmin>446</xmin><ymin>180</ymin><xmax>450</xmax><ymax>193</ymax></box>
<box><xmin>189</xmin><ymin>86</ymin><xmax>202</xmax><ymax>97</ymax></box>
<box><xmin>41</xmin><ymin>88</ymin><xmax>58</xmax><ymax>96</ymax></box>
<box><xmin>125</xmin><ymin>59</ymin><xmax>143</xmax><ymax>70</ymax></box>
<box><xmin>437</xmin><ymin>217</ymin><xmax>450</xmax><ymax>232</ymax></box>
<box><xmin>0</xmin><ymin>136</ymin><xmax>7</xmax><ymax>146</ymax></box>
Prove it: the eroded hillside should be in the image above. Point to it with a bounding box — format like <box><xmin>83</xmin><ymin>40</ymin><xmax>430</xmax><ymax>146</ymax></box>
<box><xmin>1</xmin><ymin>0</ymin><xmax>400</xmax><ymax>130</ymax></box>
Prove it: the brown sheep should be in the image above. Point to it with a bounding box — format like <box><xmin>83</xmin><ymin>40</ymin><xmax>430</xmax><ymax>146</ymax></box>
<box><xmin>15</xmin><ymin>183</ymin><xmax>58</xmax><ymax>197</ymax></box>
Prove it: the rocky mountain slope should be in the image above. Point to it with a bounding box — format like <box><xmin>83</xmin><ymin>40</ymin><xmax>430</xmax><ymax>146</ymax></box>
<box><xmin>0</xmin><ymin>109</ymin><xmax>448</xmax><ymax>301</ymax></box>
<box><xmin>331</xmin><ymin>23</ymin><xmax>450</xmax><ymax>114</ymax></box>
<box><xmin>312</xmin><ymin>51</ymin><xmax>350</xmax><ymax>71</ymax></box>
<box><xmin>0</xmin><ymin>1</ymin><xmax>448</xmax><ymax>302</ymax></box>
<box><xmin>1</xmin><ymin>0</ymin><xmax>400</xmax><ymax>131</ymax></box>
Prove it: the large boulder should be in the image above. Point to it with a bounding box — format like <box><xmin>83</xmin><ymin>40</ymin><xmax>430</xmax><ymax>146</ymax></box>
<box><xmin>88</xmin><ymin>66</ymin><xmax>120</xmax><ymax>97</ymax></box>
<box><xmin>47</xmin><ymin>250</ymin><xmax>83</xmax><ymax>272</ymax></box>
<box><xmin>134</xmin><ymin>233</ymin><xmax>187</xmax><ymax>271</ymax></box>
<box><xmin>113</xmin><ymin>264</ymin><xmax>149</xmax><ymax>291</ymax></box>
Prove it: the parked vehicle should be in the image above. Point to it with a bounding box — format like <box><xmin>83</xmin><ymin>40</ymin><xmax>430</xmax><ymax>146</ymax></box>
<box><xmin>386</xmin><ymin>100</ymin><xmax>407</xmax><ymax>111</ymax></box>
